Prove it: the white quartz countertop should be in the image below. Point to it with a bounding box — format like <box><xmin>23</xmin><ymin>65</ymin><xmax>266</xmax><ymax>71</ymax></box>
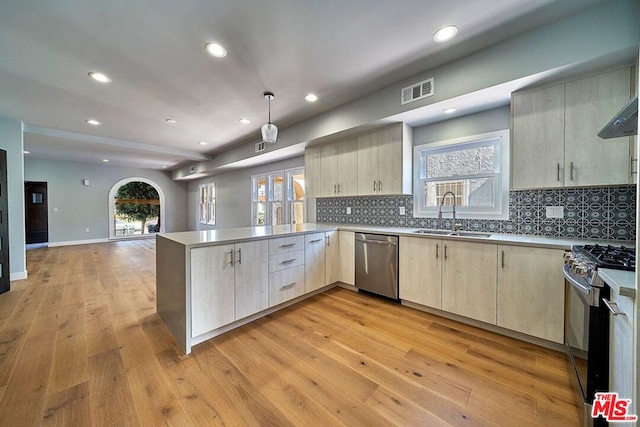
<box><xmin>157</xmin><ymin>223</ymin><xmax>338</xmax><ymax>247</ymax></box>
<box><xmin>598</xmin><ymin>268</ymin><xmax>636</xmax><ymax>299</ymax></box>
<box><xmin>159</xmin><ymin>223</ymin><xmax>634</xmax><ymax>251</ymax></box>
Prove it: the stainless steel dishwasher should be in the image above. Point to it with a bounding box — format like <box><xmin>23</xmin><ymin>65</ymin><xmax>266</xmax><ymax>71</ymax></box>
<box><xmin>355</xmin><ymin>233</ymin><xmax>399</xmax><ymax>300</ymax></box>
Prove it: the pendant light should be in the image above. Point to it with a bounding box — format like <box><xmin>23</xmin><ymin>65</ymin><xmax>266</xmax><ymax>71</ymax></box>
<box><xmin>261</xmin><ymin>91</ymin><xmax>278</xmax><ymax>144</ymax></box>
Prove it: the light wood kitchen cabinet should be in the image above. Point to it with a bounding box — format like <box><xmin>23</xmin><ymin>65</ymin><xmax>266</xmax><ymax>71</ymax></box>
<box><xmin>441</xmin><ymin>240</ymin><xmax>498</xmax><ymax>324</ymax></box>
<box><xmin>305</xmin><ymin>232</ymin><xmax>326</xmax><ymax>292</ymax></box>
<box><xmin>304</xmin><ymin>144</ymin><xmax>322</xmax><ymax>198</ymax></box>
<box><xmin>319</xmin><ymin>138</ymin><xmax>359</xmax><ymax>197</ymax></box>
<box><xmin>339</xmin><ymin>231</ymin><xmax>355</xmax><ymax>285</ymax></box>
<box><xmin>357</xmin><ymin>124</ymin><xmax>412</xmax><ymax>195</ymax></box>
<box><xmin>325</xmin><ymin>231</ymin><xmax>340</xmax><ymax>285</ymax></box>
<box><xmin>399</xmin><ymin>236</ymin><xmax>441</xmax><ymax>309</ymax></box>
<box><xmin>512</xmin><ymin>67</ymin><xmax>632</xmax><ymax>189</ymax></box>
<box><xmin>234</xmin><ymin>240</ymin><xmax>270</xmax><ymax>320</ymax></box>
<box><xmin>608</xmin><ymin>291</ymin><xmax>635</xmax><ymax>413</ymax></box>
<box><xmin>190</xmin><ymin>240</ymin><xmax>268</xmax><ymax>336</ymax></box>
<box><xmin>269</xmin><ymin>235</ymin><xmax>306</xmax><ymax>307</ymax></box>
<box><xmin>564</xmin><ymin>67</ymin><xmax>632</xmax><ymax>187</ymax></box>
<box><xmin>512</xmin><ymin>84</ymin><xmax>565</xmax><ymax>189</ymax></box>
<box><xmin>496</xmin><ymin>245</ymin><xmax>564</xmax><ymax>343</ymax></box>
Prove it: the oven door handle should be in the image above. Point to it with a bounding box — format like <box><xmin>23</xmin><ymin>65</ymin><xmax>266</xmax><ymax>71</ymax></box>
<box><xmin>562</xmin><ymin>265</ymin><xmax>590</xmax><ymax>296</ymax></box>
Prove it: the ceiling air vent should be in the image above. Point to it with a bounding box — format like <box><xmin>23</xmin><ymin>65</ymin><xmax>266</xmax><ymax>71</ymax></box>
<box><xmin>401</xmin><ymin>77</ymin><xmax>434</xmax><ymax>105</ymax></box>
<box><xmin>255</xmin><ymin>141</ymin><xmax>266</xmax><ymax>153</ymax></box>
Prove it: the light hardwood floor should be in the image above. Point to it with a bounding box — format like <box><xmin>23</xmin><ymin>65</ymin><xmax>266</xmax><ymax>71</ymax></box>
<box><xmin>0</xmin><ymin>239</ymin><xmax>580</xmax><ymax>426</ymax></box>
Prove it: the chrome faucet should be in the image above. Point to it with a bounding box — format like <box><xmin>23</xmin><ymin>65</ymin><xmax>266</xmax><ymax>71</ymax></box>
<box><xmin>438</xmin><ymin>191</ymin><xmax>461</xmax><ymax>232</ymax></box>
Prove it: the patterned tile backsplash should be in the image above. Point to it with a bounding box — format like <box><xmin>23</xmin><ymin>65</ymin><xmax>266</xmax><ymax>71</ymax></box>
<box><xmin>316</xmin><ymin>185</ymin><xmax>636</xmax><ymax>242</ymax></box>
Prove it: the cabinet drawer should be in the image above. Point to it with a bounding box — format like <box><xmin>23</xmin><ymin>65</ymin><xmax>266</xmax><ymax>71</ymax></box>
<box><xmin>269</xmin><ymin>250</ymin><xmax>305</xmax><ymax>272</ymax></box>
<box><xmin>269</xmin><ymin>235</ymin><xmax>304</xmax><ymax>255</ymax></box>
<box><xmin>269</xmin><ymin>266</ymin><xmax>305</xmax><ymax>306</ymax></box>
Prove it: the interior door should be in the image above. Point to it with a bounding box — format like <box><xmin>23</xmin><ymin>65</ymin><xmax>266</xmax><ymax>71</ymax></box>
<box><xmin>24</xmin><ymin>182</ymin><xmax>49</xmax><ymax>244</ymax></box>
<box><xmin>0</xmin><ymin>150</ymin><xmax>9</xmax><ymax>293</ymax></box>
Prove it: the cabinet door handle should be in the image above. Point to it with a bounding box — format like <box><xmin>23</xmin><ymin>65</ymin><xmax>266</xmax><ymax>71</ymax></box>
<box><xmin>280</xmin><ymin>259</ymin><xmax>296</xmax><ymax>264</ymax></box>
<box><xmin>326</xmin><ymin>235</ymin><xmax>330</xmax><ymax>246</ymax></box>
<box><xmin>279</xmin><ymin>243</ymin><xmax>296</xmax><ymax>248</ymax></box>
<box><xmin>373</xmin><ymin>180</ymin><xmax>377</xmax><ymax>191</ymax></box>
<box><xmin>236</xmin><ymin>248</ymin><xmax>242</xmax><ymax>265</ymax></box>
<box><xmin>338</xmin><ymin>184</ymin><xmax>341</xmax><ymax>193</ymax></box>
<box><xmin>444</xmin><ymin>245</ymin><xmax>448</xmax><ymax>260</ymax></box>
<box><xmin>281</xmin><ymin>282</ymin><xmax>296</xmax><ymax>289</ymax></box>
<box><xmin>603</xmin><ymin>298</ymin><xmax>626</xmax><ymax>316</ymax></box>
<box><xmin>570</xmin><ymin>162</ymin><xmax>574</xmax><ymax>181</ymax></box>
<box><xmin>435</xmin><ymin>244</ymin><xmax>439</xmax><ymax>259</ymax></box>
<box><xmin>378</xmin><ymin>180</ymin><xmax>382</xmax><ymax>192</ymax></box>
<box><xmin>501</xmin><ymin>250</ymin><xmax>505</xmax><ymax>269</ymax></box>
<box><xmin>556</xmin><ymin>163</ymin><xmax>560</xmax><ymax>182</ymax></box>
<box><xmin>334</xmin><ymin>184</ymin><xmax>337</xmax><ymax>194</ymax></box>
<box><xmin>309</xmin><ymin>239</ymin><xmax>322</xmax><ymax>244</ymax></box>
<box><xmin>227</xmin><ymin>250</ymin><xmax>234</xmax><ymax>266</ymax></box>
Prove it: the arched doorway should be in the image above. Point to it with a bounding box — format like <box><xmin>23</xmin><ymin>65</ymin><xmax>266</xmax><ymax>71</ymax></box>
<box><xmin>108</xmin><ymin>177</ymin><xmax>165</xmax><ymax>239</ymax></box>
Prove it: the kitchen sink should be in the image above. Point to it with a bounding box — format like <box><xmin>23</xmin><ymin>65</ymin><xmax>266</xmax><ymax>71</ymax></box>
<box><xmin>412</xmin><ymin>229</ymin><xmax>492</xmax><ymax>238</ymax></box>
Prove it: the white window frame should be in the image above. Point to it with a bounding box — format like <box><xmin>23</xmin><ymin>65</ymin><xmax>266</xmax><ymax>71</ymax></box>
<box><xmin>198</xmin><ymin>182</ymin><xmax>216</xmax><ymax>225</ymax></box>
<box><xmin>251</xmin><ymin>167</ymin><xmax>305</xmax><ymax>226</ymax></box>
<box><xmin>413</xmin><ymin>129</ymin><xmax>509</xmax><ymax>220</ymax></box>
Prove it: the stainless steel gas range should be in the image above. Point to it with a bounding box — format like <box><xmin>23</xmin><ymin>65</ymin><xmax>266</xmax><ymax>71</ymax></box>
<box><xmin>563</xmin><ymin>244</ymin><xmax>636</xmax><ymax>426</ymax></box>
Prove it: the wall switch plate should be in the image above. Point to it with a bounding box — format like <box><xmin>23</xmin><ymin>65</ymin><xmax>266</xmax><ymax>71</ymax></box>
<box><xmin>346</xmin><ymin>207</ymin><xmax>351</xmax><ymax>215</ymax></box>
<box><xmin>399</xmin><ymin>206</ymin><xmax>405</xmax><ymax>215</ymax></box>
<box><xmin>53</xmin><ymin>207</ymin><xmax>58</xmax><ymax>212</ymax></box>
<box><xmin>545</xmin><ymin>206</ymin><xmax>564</xmax><ymax>219</ymax></box>
<box><xmin>85</xmin><ymin>228</ymin><xmax>90</xmax><ymax>232</ymax></box>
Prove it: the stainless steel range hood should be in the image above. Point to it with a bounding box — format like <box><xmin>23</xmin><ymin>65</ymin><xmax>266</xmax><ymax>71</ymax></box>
<box><xmin>598</xmin><ymin>95</ymin><xmax>638</xmax><ymax>139</ymax></box>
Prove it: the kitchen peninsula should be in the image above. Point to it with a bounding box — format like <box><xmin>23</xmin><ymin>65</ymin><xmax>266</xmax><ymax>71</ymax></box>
<box><xmin>156</xmin><ymin>223</ymin><xmax>618</xmax><ymax>354</ymax></box>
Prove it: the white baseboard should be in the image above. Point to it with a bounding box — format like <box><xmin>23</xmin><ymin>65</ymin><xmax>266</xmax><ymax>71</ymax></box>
<box><xmin>48</xmin><ymin>238</ymin><xmax>111</xmax><ymax>247</ymax></box>
<box><xmin>10</xmin><ymin>271</ymin><xmax>28</xmax><ymax>281</ymax></box>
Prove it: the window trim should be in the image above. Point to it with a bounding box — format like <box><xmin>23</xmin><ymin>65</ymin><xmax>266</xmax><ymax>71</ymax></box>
<box><xmin>413</xmin><ymin>129</ymin><xmax>509</xmax><ymax>220</ymax></box>
<box><xmin>198</xmin><ymin>182</ymin><xmax>216</xmax><ymax>225</ymax></box>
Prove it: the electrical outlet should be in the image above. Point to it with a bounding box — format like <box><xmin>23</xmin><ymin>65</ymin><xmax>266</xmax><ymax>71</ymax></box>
<box><xmin>399</xmin><ymin>206</ymin><xmax>406</xmax><ymax>215</ymax></box>
<box><xmin>346</xmin><ymin>207</ymin><xmax>351</xmax><ymax>215</ymax></box>
<box><xmin>53</xmin><ymin>207</ymin><xmax>58</xmax><ymax>212</ymax></box>
<box><xmin>545</xmin><ymin>206</ymin><xmax>564</xmax><ymax>219</ymax></box>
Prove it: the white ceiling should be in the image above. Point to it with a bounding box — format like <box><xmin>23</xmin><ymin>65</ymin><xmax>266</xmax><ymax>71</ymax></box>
<box><xmin>0</xmin><ymin>0</ymin><xmax>605</xmax><ymax>170</ymax></box>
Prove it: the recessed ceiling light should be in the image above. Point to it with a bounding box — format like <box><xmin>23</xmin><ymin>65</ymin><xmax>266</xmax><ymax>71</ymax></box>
<box><xmin>162</xmin><ymin>165</ymin><xmax>168</xmax><ymax>168</ymax></box>
<box><xmin>23</xmin><ymin>150</ymin><xmax>30</xmax><ymax>154</ymax></box>
<box><xmin>165</xmin><ymin>119</ymin><xmax>177</xmax><ymax>124</ymax></box>
<box><xmin>198</xmin><ymin>141</ymin><xmax>208</xmax><ymax>146</ymax></box>
<box><xmin>239</xmin><ymin>118</ymin><xmax>251</xmax><ymax>124</ymax></box>
<box><xmin>305</xmin><ymin>93</ymin><xmax>318</xmax><ymax>102</ymax></box>
<box><xmin>88</xmin><ymin>72</ymin><xmax>112</xmax><ymax>83</ymax></box>
<box><xmin>433</xmin><ymin>25</ymin><xmax>458</xmax><ymax>43</ymax></box>
<box><xmin>444</xmin><ymin>107</ymin><xmax>457</xmax><ymax>114</ymax></box>
<box><xmin>205</xmin><ymin>43</ymin><xmax>227</xmax><ymax>58</ymax></box>
<box><xmin>86</xmin><ymin>119</ymin><xmax>101</xmax><ymax>125</ymax></box>
<box><xmin>102</xmin><ymin>159</ymin><xmax>109</xmax><ymax>163</ymax></box>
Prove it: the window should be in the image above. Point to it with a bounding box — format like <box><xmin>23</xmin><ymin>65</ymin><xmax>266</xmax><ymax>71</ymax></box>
<box><xmin>413</xmin><ymin>129</ymin><xmax>509</xmax><ymax>219</ymax></box>
<box><xmin>252</xmin><ymin>167</ymin><xmax>305</xmax><ymax>226</ymax></box>
<box><xmin>198</xmin><ymin>182</ymin><xmax>216</xmax><ymax>225</ymax></box>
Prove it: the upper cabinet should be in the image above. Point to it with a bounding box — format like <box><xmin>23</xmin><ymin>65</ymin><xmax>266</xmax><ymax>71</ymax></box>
<box><xmin>511</xmin><ymin>67</ymin><xmax>633</xmax><ymax>189</ymax></box>
<box><xmin>305</xmin><ymin>123</ymin><xmax>412</xmax><ymax>198</ymax></box>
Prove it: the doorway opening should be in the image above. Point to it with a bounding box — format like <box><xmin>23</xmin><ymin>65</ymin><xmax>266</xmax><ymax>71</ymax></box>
<box><xmin>108</xmin><ymin>178</ymin><xmax>165</xmax><ymax>239</ymax></box>
<box><xmin>24</xmin><ymin>181</ymin><xmax>49</xmax><ymax>245</ymax></box>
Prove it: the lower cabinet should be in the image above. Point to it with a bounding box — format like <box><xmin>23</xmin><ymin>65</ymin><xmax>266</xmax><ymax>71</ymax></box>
<box><xmin>269</xmin><ymin>235</ymin><xmax>306</xmax><ymax>306</ymax></box>
<box><xmin>269</xmin><ymin>265</ymin><xmax>305</xmax><ymax>306</ymax></box>
<box><xmin>325</xmin><ymin>231</ymin><xmax>340</xmax><ymax>285</ymax></box>
<box><xmin>497</xmin><ymin>245</ymin><xmax>565</xmax><ymax>343</ymax></box>
<box><xmin>399</xmin><ymin>236</ymin><xmax>441</xmax><ymax>309</ymax></box>
<box><xmin>339</xmin><ymin>231</ymin><xmax>355</xmax><ymax>285</ymax></box>
<box><xmin>441</xmin><ymin>240</ymin><xmax>498</xmax><ymax>325</ymax></box>
<box><xmin>305</xmin><ymin>232</ymin><xmax>326</xmax><ymax>292</ymax></box>
<box><xmin>190</xmin><ymin>240</ymin><xmax>268</xmax><ymax>337</ymax></box>
<box><xmin>608</xmin><ymin>291</ymin><xmax>635</xmax><ymax>408</ymax></box>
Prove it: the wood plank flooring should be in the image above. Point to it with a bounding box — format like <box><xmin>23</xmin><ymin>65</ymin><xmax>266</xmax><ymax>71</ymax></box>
<box><xmin>0</xmin><ymin>239</ymin><xmax>581</xmax><ymax>426</ymax></box>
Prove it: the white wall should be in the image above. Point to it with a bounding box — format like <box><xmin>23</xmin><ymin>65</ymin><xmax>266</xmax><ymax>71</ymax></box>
<box><xmin>0</xmin><ymin>116</ymin><xmax>26</xmax><ymax>280</ymax></box>
<box><xmin>24</xmin><ymin>157</ymin><xmax>189</xmax><ymax>244</ymax></box>
<box><xmin>187</xmin><ymin>157</ymin><xmax>304</xmax><ymax>230</ymax></box>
